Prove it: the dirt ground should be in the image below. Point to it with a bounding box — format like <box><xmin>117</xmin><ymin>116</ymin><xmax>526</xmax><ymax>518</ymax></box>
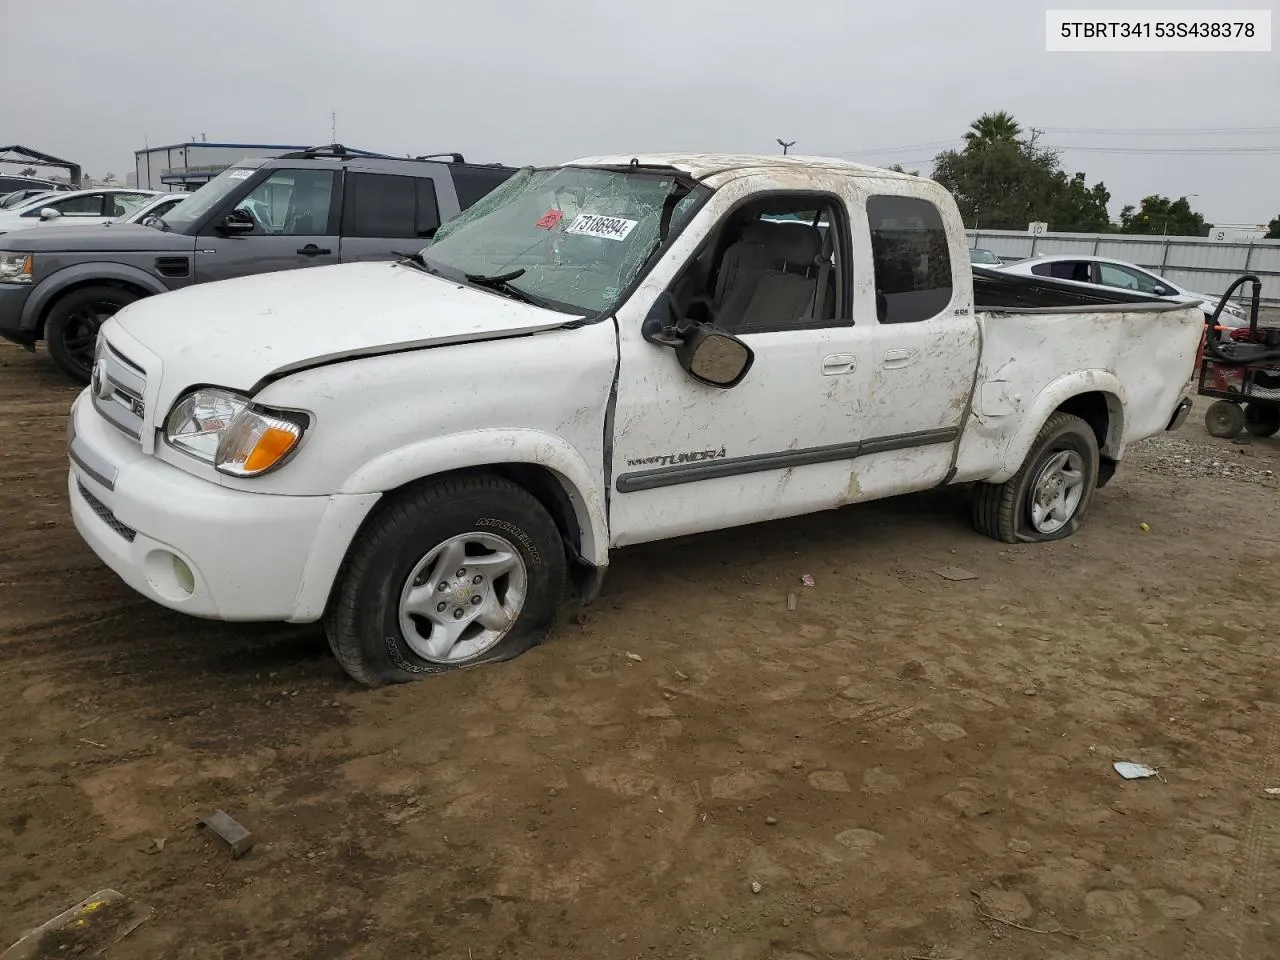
<box><xmin>3</xmin><ymin>338</ymin><xmax>1280</xmax><ymax>960</ymax></box>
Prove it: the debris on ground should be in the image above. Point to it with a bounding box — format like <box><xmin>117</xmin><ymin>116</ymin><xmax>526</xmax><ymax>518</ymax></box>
<box><xmin>786</xmin><ymin>593</ymin><xmax>797</xmax><ymax>611</ymax></box>
<box><xmin>624</xmin><ymin>652</ymin><xmax>643</xmax><ymax>663</ymax></box>
<box><xmin>801</xmin><ymin>573</ymin><xmax>815</xmax><ymax>587</ymax></box>
<box><xmin>1264</xmin><ymin>787</ymin><xmax>1280</xmax><ymax>797</ymax></box>
<box><xmin>1139</xmin><ymin>522</ymin><xmax>1151</xmax><ymax>532</ymax></box>
<box><xmin>750</xmin><ymin>881</ymin><xmax>762</xmax><ymax>895</ymax></box>
<box><xmin>196</xmin><ymin>810</ymin><xmax>255</xmax><ymax>859</ymax></box>
<box><xmin>1113</xmin><ymin>761</ymin><xmax>1158</xmax><ymax>780</ymax></box>
<box><xmin>933</xmin><ymin>566</ymin><xmax>978</xmax><ymax>582</ymax></box>
<box><xmin>2</xmin><ymin>889</ymin><xmax>126</xmax><ymax>960</ymax></box>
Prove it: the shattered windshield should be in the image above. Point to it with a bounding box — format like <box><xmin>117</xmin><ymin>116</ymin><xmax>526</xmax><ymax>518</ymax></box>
<box><xmin>423</xmin><ymin>166</ymin><xmax>709</xmax><ymax>316</ymax></box>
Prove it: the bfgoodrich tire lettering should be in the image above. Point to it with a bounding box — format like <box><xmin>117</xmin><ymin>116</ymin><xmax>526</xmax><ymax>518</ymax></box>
<box><xmin>325</xmin><ymin>473</ymin><xmax>567</xmax><ymax>687</ymax></box>
<box><xmin>972</xmin><ymin>411</ymin><xmax>1100</xmax><ymax>544</ymax></box>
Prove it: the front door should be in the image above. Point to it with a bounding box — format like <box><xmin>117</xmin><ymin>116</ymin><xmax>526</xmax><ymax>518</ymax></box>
<box><xmin>194</xmin><ymin>168</ymin><xmax>340</xmax><ymax>283</ymax></box>
<box><xmin>608</xmin><ymin>185</ymin><xmax>874</xmax><ymax>547</ymax></box>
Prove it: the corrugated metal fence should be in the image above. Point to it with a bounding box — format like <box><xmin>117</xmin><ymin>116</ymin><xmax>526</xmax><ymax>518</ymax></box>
<box><xmin>966</xmin><ymin>229</ymin><xmax>1280</xmax><ymax>306</ymax></box>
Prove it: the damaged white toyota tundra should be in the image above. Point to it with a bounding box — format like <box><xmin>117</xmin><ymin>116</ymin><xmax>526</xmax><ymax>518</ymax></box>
<box><xmin>69</xmin><ymin>153</ymin><xmax>1208</xmax><ymax>686</ymax></box>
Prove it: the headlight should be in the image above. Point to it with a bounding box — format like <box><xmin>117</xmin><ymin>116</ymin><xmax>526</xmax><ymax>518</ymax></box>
<box><xmin>164</xmin><ymin>387</ymin><xmax>307</xmax><ymax>477</ymax></box>
<box><xmin>0</xmin><ymin>253</ymin><xmax>32</xmax><ymax>284</ymax></box>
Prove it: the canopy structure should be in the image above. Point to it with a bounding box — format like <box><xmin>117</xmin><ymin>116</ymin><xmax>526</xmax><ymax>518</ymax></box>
<box><xmin>0</xmin><ymin>145</ymin><xmax>82</xmax><ymax>186</ymax></box>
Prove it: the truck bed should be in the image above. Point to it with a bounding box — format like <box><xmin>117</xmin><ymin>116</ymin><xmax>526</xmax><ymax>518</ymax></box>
<box><xmin>972</xmin><ymin>265</ymin><xmax>1186</xmax><ymax>312</ymax></box>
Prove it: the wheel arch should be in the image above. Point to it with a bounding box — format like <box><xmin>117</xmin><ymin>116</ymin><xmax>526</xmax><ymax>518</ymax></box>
<box><xmin>994</xmin><ymin>373</ymin><xmax>1127</xmax><ymax>483</ymax></box>
<box><xmin>24</xmin><ymin>264</ymin><xmax>167</xmax><ymax>338</ymax></box>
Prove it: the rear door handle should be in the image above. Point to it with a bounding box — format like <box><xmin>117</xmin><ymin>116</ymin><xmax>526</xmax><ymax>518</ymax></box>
<box><xmin>883</xmin><ymin>348</ymin><xmax>918</xmax><ymax>369</ymax></box>
<box><xmin>821</xmin><ymin>353</ymin><xmax>857</xmax><ymax>376</ymax></box>
<box><xmin>297</xmin><ymin>244</ymin><xmax>331</xmax><ymax>256</ymax></box>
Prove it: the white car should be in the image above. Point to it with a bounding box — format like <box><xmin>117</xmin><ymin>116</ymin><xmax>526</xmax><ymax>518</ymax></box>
<box><xmin>969</xmin><ymin>247</ymin><xmax>1004</xmax><ymax>267</ymax></box>
<box><xmin>998</xmin><ymin>254</ymin><xmax>1247</xmax><ymax>326</ymax></box>
<box><xmin>68</xmin><ymin>154</ymin><xmax>1207</xmax><ymax>687</ymax></box>
<box><xmin>116</xmin><ymin>192</ymin><xmax>188</xmax><ymax>225</ymax></box>
<box><xmin>0</xmin><ymin>188</ymin><xmax>159</xmax><ymax>235</ymax></box>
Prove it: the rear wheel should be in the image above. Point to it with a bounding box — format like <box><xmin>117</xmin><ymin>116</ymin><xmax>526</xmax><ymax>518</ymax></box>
<box><xmin>1244</xmin><ymin>402</ymin><xmax>1280</xmax><ymax>437</ymax></box>
<box><xmin>45</xmin><ymin>286</ymin><xmax>141</xmax><ymax>384</ymax></box>
<box><xmin>1205</xmin><ymin>400</ymin><xmax>1246</xmax><ymax>439</ymax></box>
<box><xmin>972</xmin><ymin>412</ymin><xmax>1099</xmax><ymax>544</ymax></box>
<box><xmin>324</xmin><ymin>473</ymin><xmax>567</xmax><ymax>687</ymax></box>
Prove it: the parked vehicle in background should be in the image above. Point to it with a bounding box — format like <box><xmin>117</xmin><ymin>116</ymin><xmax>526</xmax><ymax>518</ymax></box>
<box><xmin>116</xmin><ymin>192</ymin><xmax>188</xmax><ymax>225</ymax></box>
<box><xmin>1</xmin><ymin>189</ymin><xmax>58</xmax><ymax>210</ymax></box>
<box><xmin>968</xmin><ymin>247</ymin><xmax>1003</xmax><ymax>266</ymax></box>
<box><xmin>998</xmin><ymin>254</ymin><xmax>1248</xmax><ymax>326</ymax></box>
<box><xmin>0</xmin><ymin>188</ymin><xmax>159</xmax><ymax>235</ymax></box>
<box><xmin>0</xmin><ymin>146</ymin><xmax>517</xmax><ymax>382</ymax></box>
<box><xmin>0</xmin><ymin>175</ymin><xmax>70</xmax><ymax>197</ymax></box>
<box><xmin>67</xmin><ymin>153</ymin><xmax>1208</xmax><ymax>687</ymax></box>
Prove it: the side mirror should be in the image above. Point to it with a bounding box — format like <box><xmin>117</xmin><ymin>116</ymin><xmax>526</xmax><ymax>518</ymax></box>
<box><xmin>219</xmin><ymin>209</ymin><xmax>255</xmax><ymax>234</ymax></box>
<box><xmin>1152</xmin><ymin>284</ymin><xmax>1173</xmax><ymax>297</ymax></box>
<box><xmin>675</xmin><ymin>323</ymin><xmax>754</xmax><ymax>388</ymax></box>
<box><xmin>39</xmin><ymin>207</ymin><xmax>61</xmax><ymax>221</ymax></box>
<box><xmin>140</xmin><ymin>216</ymin><xmax>160</xmax><ymax>228</ymax></box>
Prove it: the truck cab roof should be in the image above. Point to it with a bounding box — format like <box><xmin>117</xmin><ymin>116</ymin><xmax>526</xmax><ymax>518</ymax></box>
<box><xmin>565</xmin><ymin>153</ymin><xmax>920</xmax><ymax>184</ymax></box>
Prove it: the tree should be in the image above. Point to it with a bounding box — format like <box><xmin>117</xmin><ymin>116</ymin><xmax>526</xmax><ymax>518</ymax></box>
<box><xmin>1118</xmin><ymin>195</ymin><xmax>1209</xmax><ymax>237</ymax></box>
<box><xmin>887</xmin><ymin>163</ymin><xmax>920</xmax><ymax>177</ymax></box>
<box><xmin>19</xmin><ymin>167</ymin><xmax>36</xmax><ymax>177</ymax></box>
<box><xmin>963</xmin><ymin>111</ymin><xmax>1021</xmax><ymax>148</ymax></box>
<box><xmin>932</xmin><ymin>115</ymin><xmax>1110</xmax><ymax>233</ymax></box>
<box><xmin>1266</xmin><ymin>216</ymin><xmax>1280</xmax><ymax>240</ymax></box>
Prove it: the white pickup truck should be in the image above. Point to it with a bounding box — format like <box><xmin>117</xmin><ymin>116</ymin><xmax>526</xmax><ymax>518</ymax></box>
<box><xmin>68</xmin><ymin>153</ymin><xmax>1206</xmax><ymax>686</ymax></box>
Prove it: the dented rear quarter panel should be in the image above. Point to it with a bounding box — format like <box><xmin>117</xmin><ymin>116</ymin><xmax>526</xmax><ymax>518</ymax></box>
<box><xmin>953</xmin><ymin>305</ymin><xmax>1204</xmax><ymax>484</ymax></box>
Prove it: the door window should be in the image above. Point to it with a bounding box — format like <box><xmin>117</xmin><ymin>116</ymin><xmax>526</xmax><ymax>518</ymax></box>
<box><xmin>1031</xmin><ymin>260</ymin><xmax>1092</xmax><ymax>283</ymax></box>
<box><xmin>1097</xmin><ymin>261</ymin><xmax>1162</xmax><ymax>294</ymax></box>
<box><xmin>866</xmin><ymin>195</ymin><xmax>953</xmax><ymax>323</ymax></box>
<box><xmin>106</xmin><ymin>193</ymin><xmax>153</xmax><ymax>217</ymax></box>
<box><xmin>670</xmin><ymin>197</ymin><xmax>847</xmax><ymax>336</ymax></box>
<box><xmin>343</xmin><ymin>173</ymin><xmax>440</xmax><ymax>239</ymax></box>
<box><xmin>232</xmin><ymin>170</ymin><xmax>337</xmax><ymax>236</ymax></box>
<box><xmin>38</xmin><ymin>193</ymin><xmax>105</xmax><ymax>217</ymax></box>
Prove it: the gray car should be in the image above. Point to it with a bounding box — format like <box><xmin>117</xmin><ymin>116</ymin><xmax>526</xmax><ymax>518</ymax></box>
<box><xmin>0</xmin><ymin>145</ymin><xmax>517</xmax><ymax>382</ymax></box>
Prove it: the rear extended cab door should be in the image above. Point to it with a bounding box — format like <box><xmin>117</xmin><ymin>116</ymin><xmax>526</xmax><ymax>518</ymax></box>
<box><xmin>850</xmin><ymin>180</ymin><xmax>982</xmax><ymax>498</ymax></box>
<box><xmin>337</xmin><ymin>165</ymin><xmax>453</xmax><ymax>263</ymax></box>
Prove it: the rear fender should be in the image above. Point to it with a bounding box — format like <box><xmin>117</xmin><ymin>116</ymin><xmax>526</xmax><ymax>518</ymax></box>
<box><xmin>990</xmin><ymin>371</ymin><xmax>1127</xmax><ymax>484</ymax></box>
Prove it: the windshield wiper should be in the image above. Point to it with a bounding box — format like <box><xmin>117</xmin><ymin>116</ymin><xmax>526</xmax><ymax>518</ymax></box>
<box><xmin>464</xmin><ymin>269</ymin><xmax>556</xmax><ymax>310</ymax></box>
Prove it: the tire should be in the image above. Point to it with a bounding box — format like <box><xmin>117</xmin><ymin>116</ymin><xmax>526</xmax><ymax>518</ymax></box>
<box><xmin>45</xmin><ymin>286</ymin><xmax>141</xmax><ymax>384</ymax></box>
<box><xmin>324</xmin><ymin>473</ymin><xmax>567</xmax><ymax>687</ymax></box>
<box><xmin>1244</xmin><ymin>402</ymin><xmax>1280</xmax><ymax>438</ymax></box>
<box><xmin>972</xmin><ymin>411</ymin><xmax>1100</xmax><ymax>544</ymax></box>
<box><xmin>1205</xmin><ymin>400</ymin><xmax>1245</xmax><ymax>439</ymax></box>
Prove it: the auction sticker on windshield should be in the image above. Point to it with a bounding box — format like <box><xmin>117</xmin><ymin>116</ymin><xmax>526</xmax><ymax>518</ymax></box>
<box><xmin>565</xmin><ymin>214</ymin><xmax>637</xmax><ymax>241</ymax></box>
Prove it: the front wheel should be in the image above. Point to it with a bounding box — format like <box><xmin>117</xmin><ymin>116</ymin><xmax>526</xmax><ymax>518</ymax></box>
<box><xmin>972</xmin><ymin>412</ymin><xmax>1100</xmax><ymax>544</ymax></box>
<box><xmin>45</xmin><ymin>285</ymin><xmax>141</xmax><ymax>384</ymax></box>
<box><xmin>324</xmin><ymin>473</ymin><xmax>567</xmax><ymax>687</ymax></box>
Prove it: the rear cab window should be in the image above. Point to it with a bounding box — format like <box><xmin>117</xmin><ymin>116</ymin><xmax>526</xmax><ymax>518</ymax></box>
<box><xmin>341</xmin><ymin>172</ymin><xmax>440</xmax><ymax>239</ymax></box>
<box><xmin>866</xmin><ymin>195</ymin><xmax>954</xmax><ymax>323</ymax></box>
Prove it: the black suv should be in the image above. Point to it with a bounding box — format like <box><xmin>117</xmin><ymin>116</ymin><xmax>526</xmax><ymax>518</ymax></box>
<box><xmin>0</xmin><ymin>146</ymin><xmax>517</xmax><ymax>382</ymax></box>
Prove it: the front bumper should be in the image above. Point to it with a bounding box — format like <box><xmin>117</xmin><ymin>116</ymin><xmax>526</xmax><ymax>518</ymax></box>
<box><xmin>68</xmin><ymin>393</ymin><xmax>378</xmax><ymax>622</ymax></box>
<box><xmin>0</xmin><ymin>282</ymin><xmax>35</xmax><ymax>346</ymax></box>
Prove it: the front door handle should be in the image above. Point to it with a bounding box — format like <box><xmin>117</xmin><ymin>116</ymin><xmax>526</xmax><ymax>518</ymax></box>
<box><xmin>883</xmin><ymin>348</ymin><xmax>918</xmax><ymax>369</ymax></box>
<box><xmin>821</xmin><ymin>353</ymin><xmax>857</xmax><ymax>376</ymax></box>
<box><xmin>297</xmin><ymin>244</ymin><xmax>331</xmax><ymax>256</ymax></box>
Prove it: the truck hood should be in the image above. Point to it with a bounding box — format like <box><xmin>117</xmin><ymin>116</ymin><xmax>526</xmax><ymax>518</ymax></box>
<box><xmin>0</xmin><ymin>222</ymin><xmax>194</xmax><ymax>253</ymax></box>
<box><xmin>105</xmin><ymin>261</ymin><xmax>577</xmax><ymax>400</ymax></box>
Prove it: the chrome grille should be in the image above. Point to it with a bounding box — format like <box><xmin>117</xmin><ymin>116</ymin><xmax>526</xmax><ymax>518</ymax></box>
<box><xmin>77</xmin><ymin>481</ymin><xmax>137</xmax><ymax>542</ymax></box>
<box><xmin>92</xmin><ymin>340</ymin><xmax>147</xmax><ymax>441</ymax></box>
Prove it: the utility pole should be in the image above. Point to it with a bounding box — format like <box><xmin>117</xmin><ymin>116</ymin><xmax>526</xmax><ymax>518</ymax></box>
<box><xmin>331</xmin><ymin>111</ymin><xmax>337</xmax><ymax>144</ymax></box>
<box><xmin>776</xmin><ymin>138</ymin><xmax>796</xmax><ymax>156</ymax></box>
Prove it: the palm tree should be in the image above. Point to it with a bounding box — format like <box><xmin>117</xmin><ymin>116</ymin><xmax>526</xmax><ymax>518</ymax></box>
<box><xmin>963</xmin><ymin>111</ymin><xmax>1022</xmax><ymax>147</ymax></box>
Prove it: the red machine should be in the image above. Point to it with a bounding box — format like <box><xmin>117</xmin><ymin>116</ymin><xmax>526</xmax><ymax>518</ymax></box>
<box><xmin>1197</xmin><ymin>276</ymin><xmax>1276</xmax><ymax>439</ymax></box>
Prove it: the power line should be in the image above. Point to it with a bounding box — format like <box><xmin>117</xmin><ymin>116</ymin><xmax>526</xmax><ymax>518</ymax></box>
<box><xmin>1050</xmin><ymin>144</ymin><xmax>1280</xmax><ymax>154</ymax></box>
<box><xmin>1040</xmin><ymin>124</ymin><xmax>1280</xmax><ymax>136</ymax></box>
<box><xmin>828</xmin><ymin>138</ymin><xmax>962</xmax><ymax>157</ymax></box>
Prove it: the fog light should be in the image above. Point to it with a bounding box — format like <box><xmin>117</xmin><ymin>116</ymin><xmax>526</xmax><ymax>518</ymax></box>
<box><xmin>172</xmin><ymin>555</ymin><xmax>195</xmax><ymax>596</ymax></box>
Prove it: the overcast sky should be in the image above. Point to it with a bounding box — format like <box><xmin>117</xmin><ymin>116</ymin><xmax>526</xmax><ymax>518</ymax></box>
<box><xmin>2</xmin><ymin>0</ymin><xmax>1276</xmax><ymax>224</ymax></box>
